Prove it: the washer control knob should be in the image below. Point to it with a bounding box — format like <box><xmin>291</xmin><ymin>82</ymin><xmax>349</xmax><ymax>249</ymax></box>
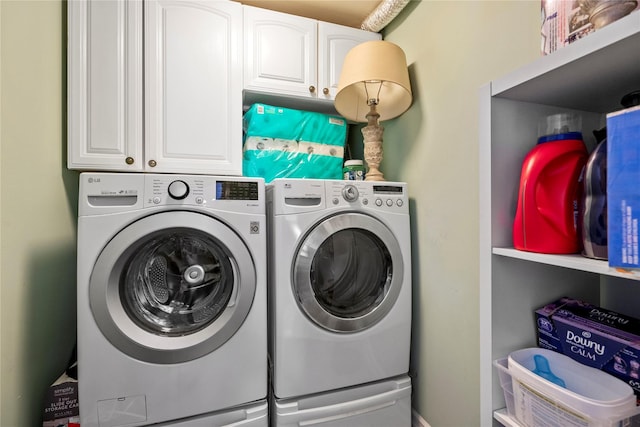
<box><xmin>342</xmin><ymin>185</ymin><xmax>359</xmax><ymax>202</ymax></box>
<box><xmin>168</xmin><ymin>180</ymin><xmax>189</xmax><ymax>200</ymax></box>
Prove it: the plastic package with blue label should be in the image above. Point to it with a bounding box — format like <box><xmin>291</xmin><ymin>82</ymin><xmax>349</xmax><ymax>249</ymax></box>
<box><xmin>494</xmin><ymin>348</ymin><xmax>639</xmax><ymax>427</ymax></box>
<box><xmin>242</xmin><ymin>103</ymin><xmax>347</xmax><ymax>183</ymax></box>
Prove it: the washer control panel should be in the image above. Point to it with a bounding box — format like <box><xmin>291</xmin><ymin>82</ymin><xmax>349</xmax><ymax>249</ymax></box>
<box><xmin>327</xmin><ymin>180</ymin><xmax>408</xmax><ymax>213</ymax></box>
<box><xmin>78</xmin><ymin>173</ymin><xmax>265</xmax><ymax>216</ymax></box>
<box><xmin>145</xmin><ymin>175</ymin><xmax>262</xmax><ymax>210</ymax></box>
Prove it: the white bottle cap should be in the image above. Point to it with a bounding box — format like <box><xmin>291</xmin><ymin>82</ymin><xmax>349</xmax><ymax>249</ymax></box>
<box><xmin>344</xmin><ymin>160</ymin><xmax>364</xmax><ymax>167</ymax></box>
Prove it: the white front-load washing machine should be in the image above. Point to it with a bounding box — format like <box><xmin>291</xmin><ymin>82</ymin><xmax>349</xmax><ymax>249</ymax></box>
<box><xmin>77</xmin><ymin>173</ymin><xmax>268</xmax><ymax>427</ymax></box>
<box><xmin>266</xmin><ymin>178</ymin><xmax>412</xmax><ymax>400</ymax></box>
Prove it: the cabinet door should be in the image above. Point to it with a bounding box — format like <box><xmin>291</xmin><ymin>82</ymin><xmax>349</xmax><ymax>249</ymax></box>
<box><xmin>318</xmin><ymin>22</ymin><xmax>381</xmax><ymax>100</ymax></box>
<box><xmin>67</xmin><ymin>0</ymin><xmax>143</xmax><ymax>171</ymax></box>
<box><xmin>145</xmin><ymin>0</ymin><xmax>242</xmax><ymax>175</ymax></box>
<box><xmin>243</xmin><ymin>6</ymin><xmax>318</xmax><ymax>99</ymax></box>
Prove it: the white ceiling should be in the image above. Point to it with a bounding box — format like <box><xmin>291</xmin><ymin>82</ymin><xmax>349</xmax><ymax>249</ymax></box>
<box><xmin>231</xmin><ymin>0</ymin><xmax>383</xmax><ymax>29</ymax></box>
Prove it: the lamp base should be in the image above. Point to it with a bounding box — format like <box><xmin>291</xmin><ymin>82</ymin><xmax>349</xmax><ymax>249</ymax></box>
<box><xmin>362</xmin><ymin>106</ymin><xmax>385</xmax><ymax>182</ymax></box>
<box><xmin>363</xmin><ymin>167</ymin><xmax>385</xmax><ymax>181</ymax></box>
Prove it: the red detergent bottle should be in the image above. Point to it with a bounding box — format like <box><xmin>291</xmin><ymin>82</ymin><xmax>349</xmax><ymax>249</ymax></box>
<box><xmin>513</xmin><ymin>113</ymin><xmax>588</xmax><ymax>254</ymax></box>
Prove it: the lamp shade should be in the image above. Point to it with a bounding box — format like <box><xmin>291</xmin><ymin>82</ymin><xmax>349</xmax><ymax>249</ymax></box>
<box><xmin>334</xmin><ymin>40</ymin><xmax>412</xmax><ymax>123</ymax></box>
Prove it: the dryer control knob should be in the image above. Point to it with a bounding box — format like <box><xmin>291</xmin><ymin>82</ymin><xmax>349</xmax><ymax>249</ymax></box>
<box><xmin>342</xmin><ymin>185</ymin><xmax>359</xmax><ymax>202</ymax></box>
<box><xmin>168</xmin><ymin>180</ymin><xmax>189</xmax><ymax>200</ymax></box>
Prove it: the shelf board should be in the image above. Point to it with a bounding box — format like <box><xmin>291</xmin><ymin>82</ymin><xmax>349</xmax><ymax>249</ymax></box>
<box><xmin>243</xmin><ymin>89</ymin><xmax>338</xmax><ymax>116</ymax></box>
<box><xmin>494</xmin><ymin>409</ymin><xmax>520</xmax><ymax>427</ymax></box>
<box><xmin>491</xmin><ymin>11</ymin><xmax>640</xmax><ymax>113</ymax></box>
<box><xmin>493</xmin><ymin>247</ymin><xmax>640</xmax><ymax>281</ymax></box>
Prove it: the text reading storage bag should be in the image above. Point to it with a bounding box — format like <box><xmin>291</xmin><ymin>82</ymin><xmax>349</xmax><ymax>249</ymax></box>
<box><xmin>243</xmin><ymin>103</ymin><xmax>347</xmax><ymax>183</ymax></box>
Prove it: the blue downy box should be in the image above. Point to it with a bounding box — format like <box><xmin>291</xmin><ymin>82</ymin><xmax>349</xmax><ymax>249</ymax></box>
<box><xmin>607</xmin><ymin>105</ymin><xmax>640</xmax><ymax>269</ymax></box>
<box><xmin>535</xmin><ymin>297</ymin><xmax>640</xmax><ymax>401</ymax></box>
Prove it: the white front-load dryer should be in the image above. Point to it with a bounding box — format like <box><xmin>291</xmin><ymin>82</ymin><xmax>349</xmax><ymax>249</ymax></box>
<box><xmin>266</xmin><ymin>178</ymin><xmax>412</xmax><ymax>399</ymax></box>
<box><xmin>77</xmin><ymin>173</ymin><xmax>267</xmax><ymax>427</ymax></box>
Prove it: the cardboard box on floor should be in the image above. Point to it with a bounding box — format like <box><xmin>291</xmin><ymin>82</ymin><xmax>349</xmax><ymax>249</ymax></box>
<box><xmin>43</xmin><ymin>366</ymin><xmax>79</xmax><ymax>427</ymax></box>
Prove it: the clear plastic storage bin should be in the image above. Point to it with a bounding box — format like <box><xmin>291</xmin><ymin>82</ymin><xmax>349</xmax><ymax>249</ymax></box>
<box><xmin>493</xmin><ymin>348</ymin><xmax>640</xmax><ymax>427</ymax></box>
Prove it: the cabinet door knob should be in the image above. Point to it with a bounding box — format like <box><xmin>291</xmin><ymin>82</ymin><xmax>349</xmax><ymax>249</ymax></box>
<box><xmin>323</xmin><ymin>87</ymin><xmax>329</xmax><ymax>95</ymax></box>
<box><xmin>309</xmin><ymin>85</ymin><xmax>316</xmax><ymax>93</ymax></box>
<box><xmin>125</xmin><ymin>157</ymin><xmax>134</xmax><ymax>165</ymax></box>
<box><xmin>148</xmin><ymin>159</ymin><xmax>157</xmax><ymax>167</ymax></box>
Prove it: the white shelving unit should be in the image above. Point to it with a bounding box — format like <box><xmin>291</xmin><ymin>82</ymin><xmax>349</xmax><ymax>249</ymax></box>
<box><xmin>479</xmin><ymin>12</ymin><xmax>640</xmax><ymax>427</ymax></box>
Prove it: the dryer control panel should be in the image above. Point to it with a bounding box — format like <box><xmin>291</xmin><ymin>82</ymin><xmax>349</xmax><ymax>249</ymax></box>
<box><xmin>267</xmin><ymin>178</ymin><xmax>409</xmax><ymax>216</ymax></box>
<box><xmin>326</xmin><ymin>180</ymin><xmax>408</xmax><ymax>214</ymax></box>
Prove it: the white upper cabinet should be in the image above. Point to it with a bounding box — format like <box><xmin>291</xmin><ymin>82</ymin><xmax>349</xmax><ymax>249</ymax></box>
<box><xmin>145</xmin><ymin>0</ymin><xmax>242</xmax><ymax>175</ymax></box>
<box><xmin>243</xmin><ymin>6</ymin><xmax>317</xmax><ymax>99</ymax></box>
<box><xmin>243</xmin><ymin>5</ymin><xmax>380</xmax><ymax>105</ymax></box>
<box><xmin>68</xmin><ymin>0</ymin><xmax>243</xmax><ymax>175</ymax></box>
<box><xmin>68</xmin><ymin>0</ymin><xmax>143</xmax><ymax>171</ymax></box>
<box><xmin>318</xmin><ymin>21</ymin><xmax>381</xmax><ymax>99</ymax></box>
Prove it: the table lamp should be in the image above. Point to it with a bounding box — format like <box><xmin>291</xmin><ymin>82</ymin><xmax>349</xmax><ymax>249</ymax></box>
<box><xmin>334</xmin><ymin>40</ymin><xmax>412</xmax><ymax>181</ymax></box>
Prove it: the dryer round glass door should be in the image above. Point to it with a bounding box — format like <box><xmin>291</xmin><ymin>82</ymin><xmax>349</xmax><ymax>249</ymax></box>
<box><xmin>293</xmin><ymin>212</ymin><xmax>403</xmax><ymax>332</ymax></box>
<box><xmin>89</xmin><ymin>211</ymin><xmax>256</xmax><ymax>364</ymax></box>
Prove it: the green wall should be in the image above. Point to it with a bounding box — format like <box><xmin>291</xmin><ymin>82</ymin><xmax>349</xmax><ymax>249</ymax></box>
<box><xmin>381</xmin><ymin>1</ymin><xmax>540</xmax><ymax>425</ymax></box>
<box><xmin>1</xmin><ymin>1</ymin><xmax>78</xmax><ymax>425</ymax></box>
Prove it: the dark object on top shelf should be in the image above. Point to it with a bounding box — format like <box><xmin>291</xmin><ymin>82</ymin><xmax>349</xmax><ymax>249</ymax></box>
<box><xmin>621</xmin><ymin>90</ymin><xmax>640</xmax><ymax>108</ymax></box>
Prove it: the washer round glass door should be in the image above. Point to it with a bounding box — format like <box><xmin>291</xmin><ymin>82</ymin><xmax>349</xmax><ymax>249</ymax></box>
<box><xmin>89</xmin><ymin>211</ymin><xmax>256</xmax><ymax>364</ymax></box>
<box><xmin>293</xmin><ymin>212</ymin><xmax>403</xmax><ymax>332</ymax></box>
